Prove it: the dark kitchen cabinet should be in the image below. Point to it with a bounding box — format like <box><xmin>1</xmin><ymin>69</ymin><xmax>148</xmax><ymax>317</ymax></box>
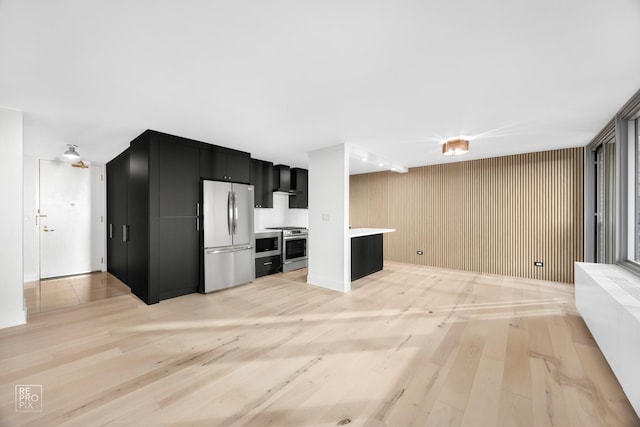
<box><xmin>289</xmin><ymin>168</ymin><xmax>308</xmax><ymax>209</ymax></box>
<box><xmin>156</xmin><ymin>135</ymin><xmax>200</xmax><ymax>300</ymax></box>
<box><xmin>157</xmin><ymin>135</ymin><xmax>200</xmax><ymax>217</ymax></box>
<box><xmin>201</xmin><ymin>145</ymin><xmax>250</xmax><ymax>184</ymax></box>
<box><xmin>126</xmin><ymin>130</ymin><xmax>201</xmax><ymax>304</ymax></box>
<box><xmin>250</xmin><ymin>158</ymin><xmax>274</xmax><ymax>208</ymax></box>
<box><xmin>255</xmin><ymin>255</ymin><xmax>281</xmax><ymax>278</ymax></box>
<box><xmin>107</xmin><ymin>129</ymin><xmax>260</xmax><ymax>304</ymax></box>
<box><xmin>351</xmin><ymin>233</ymin><xmax>383</xmax><ymax>281</ymax></box>
<box><xmin>127</xmin><ymin>133</ymin><xmax>153</xmax><ymax>303</ymax></box>
<box><xmin>273</xmin><ymin>164</ymin><xmax>291</xmax><ymax>192</ymax></box>
<box><xmin>106</xmin><ymin>149</ymin><xmax>129</xmax><ymax>284</ymax></box>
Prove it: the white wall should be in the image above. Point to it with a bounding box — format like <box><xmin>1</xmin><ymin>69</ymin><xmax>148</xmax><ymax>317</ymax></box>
<box><xmin>254</xmin><ymin>193</ymin><xmax>309</xmax><ymax>230</ymax></box>
<box><xmin>23</xmin><ymin>155</ymin><xmax>39</xmax><ymax>282</ymax></box>
<box><xmin>307</xmin><ymin>144</ymin><xmax>350</xmax><ymax>292</ymax></box>
<box><xmin>0</xmin><ymin>107</ymin><xmax>26</xmax><ymax>329</ymax></box>
<box><xmin>90</xmin><ymin>164</ymin><xmax>107</xmax><ymax>273</ymax></box>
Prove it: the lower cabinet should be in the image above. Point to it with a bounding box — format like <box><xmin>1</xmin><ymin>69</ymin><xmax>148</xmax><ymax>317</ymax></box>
<box><xmin>158</xmin><ymin>217</ymin><xmax>200</xmax><ymax>300</ymax></box>
<box><xmin>255</xmin><ymin>255</ymin><xmax>281</xmax><ymax>278</ymax></box>
<box><xmin>351</xmin><ymin>234</ymin><xmax>383</xmax><ymax>281</ymax></box>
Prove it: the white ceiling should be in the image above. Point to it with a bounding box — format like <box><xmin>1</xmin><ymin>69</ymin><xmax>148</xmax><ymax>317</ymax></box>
<box><xmin>1</xmin><ymin>1</ymin><xmax>640</xmax><ymax>175</ymax></box>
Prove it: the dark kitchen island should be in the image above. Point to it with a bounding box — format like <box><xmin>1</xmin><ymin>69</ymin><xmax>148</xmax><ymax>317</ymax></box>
<box><xmin>349</xmin><ymin>228</ymin><xmax>395</xmax><ymax>281</ymax></box>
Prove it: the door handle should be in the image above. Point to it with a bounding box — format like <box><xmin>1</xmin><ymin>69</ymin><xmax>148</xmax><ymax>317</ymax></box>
<box><xmin>263</xmin><ymin>261</ymin><xmax>273</xmax><ymax>266</ymax></box>
<box><xmin>232</xmin><ymin>192</ymin><xmax>238</xmax><ymax>235</ymax></box>
<box><xmin>109</xmin><ymin>224</ymin><xmax>113</xmax><ymax>239</ymax></box>
<box><xmin>43</xmin><ymin>226</ymin><xmax>55</xmax><ymax>232</ymax></box>
<box><xmin>122</xmin><ymin>225</ymin><xmax>128</xmax><ymax>242</ymax></box>
<box><xmin>206</xmin><ymin>245</ymin><xmax>252</xmax><ymax>255</ymax></box>
<box><xmin>196</xmin><ymin>203</ymin><xmax>200</xmax><ymax>231</ymax></box>
<box><xmin>227</xmin><ymin>191</ymin><xmax>233</xmax><ymax>235</ymax></box>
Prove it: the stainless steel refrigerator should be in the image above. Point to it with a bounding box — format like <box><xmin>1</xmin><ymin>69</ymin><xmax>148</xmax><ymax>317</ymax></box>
<box><xmin>202</xmin><ymin>180</ymin><xmax>255</xmax><ymax>292</ymax></box>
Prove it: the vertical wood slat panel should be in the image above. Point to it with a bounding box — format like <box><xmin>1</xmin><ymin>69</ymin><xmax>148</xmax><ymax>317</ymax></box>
<box><xmin>349</xmin><ymin>147</ymin><xmax>584</xmax><ymax>283</ymax></box>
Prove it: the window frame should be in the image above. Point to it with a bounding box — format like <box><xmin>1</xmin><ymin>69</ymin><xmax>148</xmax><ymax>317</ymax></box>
<box><xmin>585</xmin><ymin>88</ymin><xmax>640</xmax><ymax>274</ymax></box>
<box><xmin>615</xmin><ymin>90</ymin><xmax>640</xmax><ymax>274</ymax></box>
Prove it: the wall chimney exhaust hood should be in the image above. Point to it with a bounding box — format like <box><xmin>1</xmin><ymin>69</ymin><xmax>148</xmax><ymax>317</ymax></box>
<box><xmin>273</xmin><ymin>165</ymin><xmax>298</xmax><ymax>194</ymax></box>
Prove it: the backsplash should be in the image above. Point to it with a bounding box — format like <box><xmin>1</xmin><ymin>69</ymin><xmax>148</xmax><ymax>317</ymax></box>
<box><xmin>254</xmin><ymin>193</ymin><xmax>309</xmax><ymax>230</ymax></box>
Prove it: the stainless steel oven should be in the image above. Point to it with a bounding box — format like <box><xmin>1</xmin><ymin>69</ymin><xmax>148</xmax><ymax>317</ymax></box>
<box><xmin>281</xmin><ymin>228</ymin><xmax>308</xmax><ymax>272</ymax></box>
<box><xmin>264</xmin><ymin>227</ymin><xmax>308</xmax><ymax>272</ymax></box>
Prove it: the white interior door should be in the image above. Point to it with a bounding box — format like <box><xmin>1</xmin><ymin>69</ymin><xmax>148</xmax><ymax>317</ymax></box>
<box><xmin>39</xmin><ymin>160</ymin><xmax>104</xmax><ymax>278</ymax></box>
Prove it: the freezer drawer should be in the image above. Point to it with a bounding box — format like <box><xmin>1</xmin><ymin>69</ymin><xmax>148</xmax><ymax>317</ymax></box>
<box><xmin>204</xmin><ymin>245</ymin><xmax>255</xmax><ymax>293</ymax></box>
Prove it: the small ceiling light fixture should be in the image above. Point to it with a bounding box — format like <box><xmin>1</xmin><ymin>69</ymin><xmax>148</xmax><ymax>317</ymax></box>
<box><xmin>63</xmin><ymin>144</ymin><xmax>80</xmax><ymax>159</ymax></box>
<box><xmin>441</xmin><ymin>138</ymin><xmax>469</xmax><ymax>156</ymax></box>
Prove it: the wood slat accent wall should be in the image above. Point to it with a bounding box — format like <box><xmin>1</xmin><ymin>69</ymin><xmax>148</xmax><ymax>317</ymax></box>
<box><xmin>350</xmin><ymin>147</ymin><xmax>584</xmax><ymax>283</ymax></box>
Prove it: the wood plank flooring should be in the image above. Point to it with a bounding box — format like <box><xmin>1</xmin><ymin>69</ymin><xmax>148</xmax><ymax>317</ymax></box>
<box><xmin>1</xmin><ymin>262</ymin><xmax>638</xmax><ymax>426</ymax></box>
<box><xmin>23</xmin><ymin>272</ymin><xmax>131</xmax><ymax>314</ymax></box>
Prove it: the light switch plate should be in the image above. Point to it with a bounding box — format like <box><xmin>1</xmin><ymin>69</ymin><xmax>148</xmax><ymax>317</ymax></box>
<box><xmin>322</xmin><ymin>213</ymin><xmax>331</xmax><ymax>222</ymax></box>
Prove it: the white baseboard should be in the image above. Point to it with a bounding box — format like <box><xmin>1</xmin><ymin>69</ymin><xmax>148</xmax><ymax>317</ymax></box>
<box><xmin>0</xmin><ymin>306</ymin><xmax>27</xmax><ymax>330</ymax></box>
<box><xmin>307</xmin><ymin>274</ymin><xmax>350</xmax><ymax>293</ymax></box>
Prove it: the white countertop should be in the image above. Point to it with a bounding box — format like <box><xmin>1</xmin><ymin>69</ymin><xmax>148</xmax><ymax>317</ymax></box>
<box><xmin>349</xmin><ymin>228</ymin><xmax>396</xmax><ymax>238</ymax></box>
<box><xmin>255</xmin><ymin>229</ymin><xmax>277</xmax><ymax>234</ymax></box>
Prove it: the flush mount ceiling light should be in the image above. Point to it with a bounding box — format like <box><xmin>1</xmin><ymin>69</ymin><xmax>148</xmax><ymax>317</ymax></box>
<box><xmin>441</xmin><ymin>138</ymin><xmax>469</xmax><ymax>156</ymax></box>
<box><xmin>63</xmin><ymin>144</ymin><xmax>80</xmax><ymax>159</ymax></box>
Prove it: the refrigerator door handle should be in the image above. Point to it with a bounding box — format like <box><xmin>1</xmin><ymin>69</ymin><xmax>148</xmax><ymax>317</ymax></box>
<box><xmin>227</xmin><ymin>191</ymin><xmax>233</xmax><ymax>235</ymax></box>
<box><xmin>232</xmin><ymin>191</ymin><xmax>238</xmax><ymax>235</ymax></box>
<box><xmin>206</xmin><ymin>244</ymin><xmax>252</xmax><ymax>255</ymax></box>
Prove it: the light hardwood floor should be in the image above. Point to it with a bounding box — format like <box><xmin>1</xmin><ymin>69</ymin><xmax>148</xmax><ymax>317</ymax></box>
<box><xmin>23</xmin><ymin>272</ymin><xmax>131</xmax><ymax>314</ymax></box>
<box><xmin>1</xmin><ymin>262</ymin><xmax>638</xmax><ymax>426</ymax></box>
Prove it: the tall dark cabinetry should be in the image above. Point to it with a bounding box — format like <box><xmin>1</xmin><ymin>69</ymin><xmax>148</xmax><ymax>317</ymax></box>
<box><xmin>156</xmin><ymin>135</ymin><xmax>201</xmax><ymax>300</ymax></box>
<box><xmin>107</xmin><ymin>129</ymin><xmax>253</xmax><ymax>305</ymax></box>
<box><xmin>127</xmin><ymin>131</ymin><xmax>201</xmax><ymax>304</ymax></box>
<box><xmin>106</xmin><ymin>150</ymin><xmax>129</xmax><ymax>283</ymax></box>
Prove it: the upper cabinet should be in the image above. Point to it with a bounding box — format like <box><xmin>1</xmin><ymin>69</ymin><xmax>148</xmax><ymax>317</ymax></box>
<box><xmin>250</xmin><ymin>158</ymin><xmax>274</xmax><ymax>208</ymax></box>
<box><xmin>157</xmin><ymin>133</ymin><xmax>200</xmax><ymax>217</ymax></box>
<box><xmin>273</xmin><ymin>164</ymin><xmax>292</xmax><ymax>192</ymax></box>
<box><xmin>289</xmin><ymin>168</ymin><xmax>308</xmax><ymax>209</ymax></box>
<box><xmin>201</xmin><ymin>145</ymin><xmax>250</xmax><ymax>184</ymax></box>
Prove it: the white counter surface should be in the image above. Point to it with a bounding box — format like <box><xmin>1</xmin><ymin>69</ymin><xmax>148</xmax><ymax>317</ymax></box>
<box><xmin>349</xmin><ymin>228</ymin><xmax>395</xmax><ymax>238</ymax></box>
<box><xmin>255</xmin><ymin>229</ymin><xmax>278</xmax><ymax>234</ymax></box>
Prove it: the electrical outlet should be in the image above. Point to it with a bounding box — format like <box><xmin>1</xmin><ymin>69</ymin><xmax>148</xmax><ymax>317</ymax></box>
<box><xmin>534</xmin><ymin>261</ymin><xmax>544</xmax><ymax>267</ymax></box>
<box><xmin>417</xmin><ymin>250</ymin><xmax>423</xmax><ymax>255</ymax></box>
